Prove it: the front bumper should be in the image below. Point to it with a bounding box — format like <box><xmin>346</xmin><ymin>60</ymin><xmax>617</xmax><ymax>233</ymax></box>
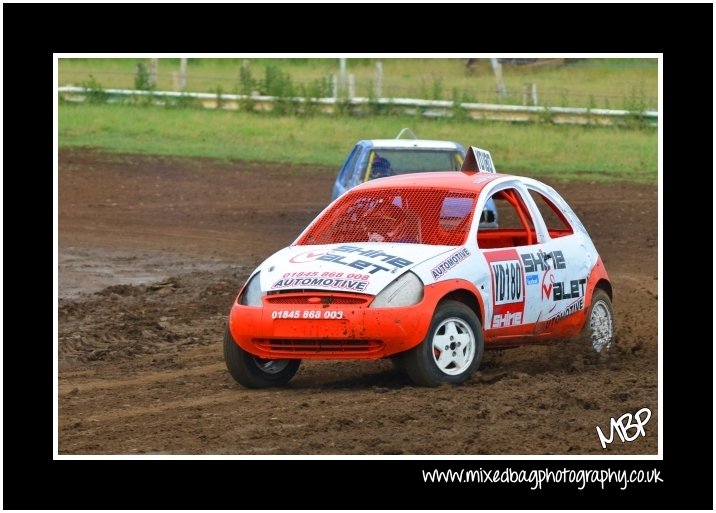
<box><xmin>228</xmin><ymin>290</ymin><xmax>439</xmax><ymax>360</ymax></box>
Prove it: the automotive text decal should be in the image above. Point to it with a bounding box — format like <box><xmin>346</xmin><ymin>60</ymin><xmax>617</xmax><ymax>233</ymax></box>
<box><xmin>271</xmin><ymin>277</ymin><xmax>368</xmax><ymax>292</ymax></box>
<box><xmin>431</xmin><ymin>248</ymin><xmax>471</xmax><ymax>280</ymax></box>
<box><xmin>543</xmin><ymin>297</ymin><xmax>584</xmax><ymax>330</ymax></box>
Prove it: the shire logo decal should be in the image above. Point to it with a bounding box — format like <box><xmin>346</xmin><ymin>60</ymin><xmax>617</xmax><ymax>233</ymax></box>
<box><xmin>492</xmin><ymin>311</ymin><xmax>522</xmax><ymax>328</ymax></box>
<box><xmin>288</xmin><ymin>246</ymin><xmax>414</xmax><ymax>275</ymax></box>
<box><xmin>491</xmin><ymin>260</ymin><xmax>523</xmax><ymax>305</ymax></box>
<box><xmin>521</xmin><ymin>250</ymin><xmax>566</xmax><ymax>273</ymax></box>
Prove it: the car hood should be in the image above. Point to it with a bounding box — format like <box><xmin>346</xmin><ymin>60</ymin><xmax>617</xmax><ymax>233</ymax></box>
<box><xmin>257</xmin><ymin>243</ymin><xmax>457</xmax><ymax>296</ymax></box>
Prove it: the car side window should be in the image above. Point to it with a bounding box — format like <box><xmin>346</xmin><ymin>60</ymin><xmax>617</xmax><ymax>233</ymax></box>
<box><xmin>527</xmin><ymin>189</ymin><xmax>574</xmax><ymax>238</ymax></box>
<box><xmin>477</xmin><ymin>187</ymin><xmax>537</xmax><ymax>248</ymax></box>
<box><xmin>339</xmin><ymin>146</ymin><xmax>363</xmax><ymax>188</ymax></box>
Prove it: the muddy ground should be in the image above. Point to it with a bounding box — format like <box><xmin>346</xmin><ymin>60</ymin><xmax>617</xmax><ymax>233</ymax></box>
<box><xmin>58</xmin><ymin>148</ymin><xmax>658</xmax><ymax>455</ymax></box>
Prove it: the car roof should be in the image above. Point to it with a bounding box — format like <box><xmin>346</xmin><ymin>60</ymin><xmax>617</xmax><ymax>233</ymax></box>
<box><xmin>359</xmin><ymin>139</ymin><xmax>463</xmax><ymax>150</ymax></box>
<box><xmin>355</xmin><ymin>171</ymin><xmax>507</xmax><ymax>193</ymax></box>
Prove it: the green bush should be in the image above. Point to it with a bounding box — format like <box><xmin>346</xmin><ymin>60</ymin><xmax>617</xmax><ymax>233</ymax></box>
<box><xmin>237</xmin><ymin>63</ymin><xmax>256</xmax><ymax>113</ymax></box>
<box><xmin>263</xmin><ymin>64</ymin><xmax>296</xmax><ymax>115</ymax></box>
<box><xmin>130</xmin><ymin>63</ymin><xmax>156</xmax><ymax>106</ymax></box>
<box><xmin>431</xmin><ymin>77</ymin><xmax>443</xmax><ymax>100</ymax></box>
<box><xmin>622</xmin><ymin>86</ymin><xmax>649</xmax><ymax>129</ymax></box>
<box><xmin>134</xmin><ymin>63</ymin><xmax>155</xmax><ymax>91</ymax></box>
<box><xmin>298</xmin><ymin>77</ymin><xmax>331</xmax><ymax>117</ymax></box>
<box><xmin>451</xmin><ymin>88</ymin><xmax>469</xmax><ymax>121</ymax></box>
<box><xmin>81</xmin><ymin>75</ymin><xmax>108</xmax><ymax>104</ymax></box>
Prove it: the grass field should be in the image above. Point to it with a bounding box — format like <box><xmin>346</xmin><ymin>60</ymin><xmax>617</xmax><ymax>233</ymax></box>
<box><xmin>58</xmin><ymin>57</ymin><xmax>658</xmax><ymax>111</ymax></box>
<box><xmin>58</xmin><ymin>103</ymin><xmax>657</xmax><ymax>183</ymax></box>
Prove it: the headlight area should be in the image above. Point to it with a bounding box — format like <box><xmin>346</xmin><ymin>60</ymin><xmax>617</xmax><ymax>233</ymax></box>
<box><xmin>239</xmin><ymin>272</ymin><xmax>264</xmax><ymax>306</ymax></box>
<box><xmin>371</xmin><ymin>272</ymin><xmax>424</xmax><ymax>308</ymax></box>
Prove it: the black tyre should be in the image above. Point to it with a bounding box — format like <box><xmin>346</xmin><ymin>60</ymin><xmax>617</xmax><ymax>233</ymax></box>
<box><xmin>389</xmin><ymin>354</ymin><xmax>406</xmax><ymax>371</ymax></box>
<box><xmin>582</xmin><ymin>288</ymin><xmax>615</xmax><ymax>361</ymax></box>
<box><xmin>403</xmin><ymin>300</ymin><xmax>484</xmax><ymax>387</ymax></box>
<box><xmin>223</xmin><ymin>327</ymin><xmax>300</xmax><ymax>388</ymax></box>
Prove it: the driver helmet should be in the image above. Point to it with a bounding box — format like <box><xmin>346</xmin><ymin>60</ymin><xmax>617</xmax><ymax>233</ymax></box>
<box><xmin>365</xmin><ymin>201</ymin><xmax>408</xmax><ymax>242</ymax></box>
<box><xmin>370</xmin><ymin>156</ymin><xmax>393</xmax><ymax>179</ymax></box>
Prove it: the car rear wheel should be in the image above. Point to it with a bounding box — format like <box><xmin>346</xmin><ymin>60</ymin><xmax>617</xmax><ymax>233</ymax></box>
<box><xmin>223</xmin><ymin>326</ymin><xmax>301</xmax><ymax>388</ymax></box>
<box><xmin>403</xmin><ymin>300</ymin><xmax>483</xmax><ymax>387</ymax></box>
<box><xmin>583</xmin><ymin>288</ymin><xmax>615</xmax><ymax>361</ymax></box>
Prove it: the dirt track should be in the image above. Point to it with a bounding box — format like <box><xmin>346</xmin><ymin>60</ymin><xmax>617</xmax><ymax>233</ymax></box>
<box><xmin>58</xmin><ymin>148</ymin><xmax>658</xmax><ymax>455</ymax></box>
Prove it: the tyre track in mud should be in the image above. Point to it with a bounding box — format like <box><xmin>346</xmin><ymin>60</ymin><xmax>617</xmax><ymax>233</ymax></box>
<box><xmin>58</xmin><ymin>149</ymin><xmax>658</xmax><ymax>455</ymax></box>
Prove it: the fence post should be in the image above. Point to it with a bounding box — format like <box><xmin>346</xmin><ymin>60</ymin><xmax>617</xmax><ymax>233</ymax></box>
<box><xmin>179</xmin><ymin>58</ymin><xmax>188</xmax><ymax>91</ymax></box>
<box><xmin>339</xmin><ymin>58</ymin><xmax>347</xmax><ymax>97</ymax></box>
<box><xmin>149</xmin><ymin>58</ymin><xmax>158</xmax><ymax>87</ymax></box>
<box><xmin>374</xmin><ymin>61</ymin><xmax>383</xmax><ymax>97</ymax></box>
<box><xmin>331</xmin><ymin>74</ymin><xmax>338</xmax><ymax>99</ymax></box>
<box><xmin>348</xmin><ymin>74</ymin><xmax>355</xmax><ymax>99</ymax></box>
<box><xmin>523</xmin><ymin>83</ymin><xmax>538</xmax><ymax>105</ymax></box>
<box><xmin>490</xmin><ymin>58</ymin><xmax>507</xmax><ymax>98</ymax></box>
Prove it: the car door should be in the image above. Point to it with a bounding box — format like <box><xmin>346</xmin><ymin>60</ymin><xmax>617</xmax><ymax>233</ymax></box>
<box><xmin>521</xmin><ymin>184</ymin><xmax>591</xmax><ymax>337</ymax></box>
<box><xmin>475</xmin><ymin>181</ymin><xmax>582</xmax><ymax>341</ymax></box>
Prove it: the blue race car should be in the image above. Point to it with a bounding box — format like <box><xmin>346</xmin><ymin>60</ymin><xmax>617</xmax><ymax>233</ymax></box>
<box><xmin>331</xmin><ymin>128</ymin><xmax>498</xmax><ymax>227</ymax></box>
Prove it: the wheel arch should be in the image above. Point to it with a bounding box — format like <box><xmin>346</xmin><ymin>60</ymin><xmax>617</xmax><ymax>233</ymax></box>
<box><xmin>595</xmin><ymin>279</ymin><xmax>612</xmax><ymax>301</ymax></box>
<box><xmin>439</xmin><ymin>288</ymin><xmax>484</xmax><ymax>326</ymax></box>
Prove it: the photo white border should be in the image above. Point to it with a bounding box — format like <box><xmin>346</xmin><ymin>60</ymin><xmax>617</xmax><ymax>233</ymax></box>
<box><xmin>54</xmin><ymin>53</ymin><xmax>662</xmax><ymax>461</ymax></box>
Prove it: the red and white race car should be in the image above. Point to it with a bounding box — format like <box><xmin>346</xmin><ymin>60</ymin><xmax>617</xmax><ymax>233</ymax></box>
<box><xmin>224</xmin><ymin>147</ymin><xmax>614</xmax><ymax>387</ymax></box>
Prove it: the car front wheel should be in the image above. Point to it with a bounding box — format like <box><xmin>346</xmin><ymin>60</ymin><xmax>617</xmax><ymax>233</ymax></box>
<box><xmin>403</xmin><ymin>300</ymin><xmax>484</xmax><ymax>387</ymax></box>
<box><xmin>223</xmin><ymin>326</ymin><xmax>301</xmax><ymax>388</ymax></box>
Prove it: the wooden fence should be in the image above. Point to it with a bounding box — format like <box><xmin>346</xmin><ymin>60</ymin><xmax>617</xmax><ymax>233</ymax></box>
<box><xmin>58</xmin><ymin>86</ymin><xmax>658</xmax><ymax>127</ymax></box>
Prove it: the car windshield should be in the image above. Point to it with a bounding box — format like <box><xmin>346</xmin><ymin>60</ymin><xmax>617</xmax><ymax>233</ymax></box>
<box><xmin>372</xmin><ymin>149</ymin><xmax>462</xmax><ymax>174</ymax></box>
<box><xmin>298</xmin><ymin>187</ymin><xmax>477</xmax><ymax>246</ymax></box>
